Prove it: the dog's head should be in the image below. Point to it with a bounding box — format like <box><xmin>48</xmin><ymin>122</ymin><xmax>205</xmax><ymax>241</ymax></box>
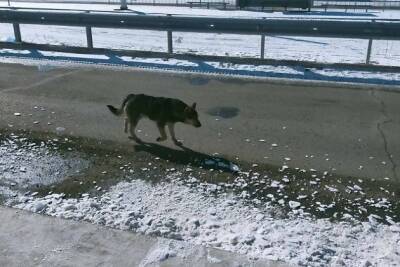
<box><xmin>184</xmin><ymin>103</ymin><xmax>201</xmax><ymax>128</ymax></box>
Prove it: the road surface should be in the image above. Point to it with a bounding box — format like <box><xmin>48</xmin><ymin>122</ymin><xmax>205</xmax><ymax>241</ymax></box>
<box><xmin>0</xmin><ymin>62</ymin><xmax>399</xmax><ymax>181</ymax></box>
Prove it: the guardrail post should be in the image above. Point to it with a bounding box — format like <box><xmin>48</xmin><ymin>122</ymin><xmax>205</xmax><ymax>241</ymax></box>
<box><xmin>366</xmin><ymin>38</ymin><xmax>373</xmax><ymax>64</ymax></box>
<box><xmin>167</xmin><ymin>31</ymin><xmax>173</xmax><ymax>54</ymax></box>
<box><xmin>366</xmin><ymin>20</ymin><xmax>375</xmax><ymax>65</ymax></box>
<box><xmin>260</xmin><ymin>34</ymin><xmax>265</xmax><ymax>59</ymax></box>
<box><xmin>13</xmin><ymin>23</ymin><xmax>22</xmax><ymax>43</ymax></box>
<box><xmin>86</xmin><ymin>26</ymin><xmax>93</xmax><ymax>49</ymax></box>
<box><xmin>120</xmin><ymin>0</ymin><xmax>128</xmax><ymax>10</ymax></box>
<box><xmin>167</xmin><ymin>14</ymin><xmax>173</xmax><ymax>54</ymax></box>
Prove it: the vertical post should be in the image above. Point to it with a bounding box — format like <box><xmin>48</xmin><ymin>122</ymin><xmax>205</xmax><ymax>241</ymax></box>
<box><xmin>260</xmin><ymin>34</ymin><xmax>265</xmax><ymax>59</ymax></box>
<box><xmin>366</xmin><ymin>38</ymin><xmax>373</xmax><ymax>64</ymax></box>
<box><xmin>167</xmin><ymin>14</ymin><xmax>173</xmax><ymax>54</ymax></box>
<box><xmin>167</xmin><ymin>31</ymin><xmax>173</xmax><ymax>54</ymax></box>
<box><xmin>120</xmin><ymin>0</ymin><xmax>128</xmax><ymax>10</ymax></box>
<box><xmin>13</xmin><ymin>23</ymin><xmax>21</xmax><ymax>43</ymax></box>
<box><xmin>366</xmin><ymin>19</ymin><xmax>375</xmax><ymax>65</ymax></box>
<box><xmin>86</xmin><ymin>26</ymin><xmax>93</xmax><ymax>49</ymax></box>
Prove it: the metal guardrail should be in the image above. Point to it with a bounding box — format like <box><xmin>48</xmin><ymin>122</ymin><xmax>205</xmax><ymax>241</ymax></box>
<box><xmin>313</xmin><ymin>0</ymin><xmax>400</xmax><ymax>10</ymax></box>
<box><xmin>0</xmin><ymin>8</ymin><xmax>399</xmax><ymax>64</ymax></box>
<box><xmin>4</xmin><ymin>0</ymin><xmax>400</xmax><ymax>10</ymax></box>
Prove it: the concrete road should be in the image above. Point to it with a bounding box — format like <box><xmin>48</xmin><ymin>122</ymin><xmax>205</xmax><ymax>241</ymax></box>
<box><xmin>0</xmin><ymin>206</ymin><xmax>286</xmax><ymax>267</ymax></box>
<box><xmin>0</xmin><ymin>62</ymin><xmax>399</xmax><ymax>181</ymax></box>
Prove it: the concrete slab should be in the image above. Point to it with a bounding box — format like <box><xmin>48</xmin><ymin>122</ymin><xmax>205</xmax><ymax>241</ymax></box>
<box><xmin>0</xmin><ymin>206</ymin><xmax>288</xmax><ymax>267</ymax></box>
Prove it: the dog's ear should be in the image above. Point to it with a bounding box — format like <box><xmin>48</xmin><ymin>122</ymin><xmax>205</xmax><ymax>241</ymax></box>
<box><xmin>192</xmin><ymin>102</ymin><xmax>197</xmax><ymax>110</ymax></box>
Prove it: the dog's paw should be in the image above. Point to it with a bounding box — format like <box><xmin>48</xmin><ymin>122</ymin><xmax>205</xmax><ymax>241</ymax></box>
<box><xmin>173</xmin><ymin>139</ymin><xmax>183</xmax><ymax>146</ymax></box>
<box><xmin>156</xmin><ymin>137</ymin><xmax>166</xmax><ymax>142</ymax></box>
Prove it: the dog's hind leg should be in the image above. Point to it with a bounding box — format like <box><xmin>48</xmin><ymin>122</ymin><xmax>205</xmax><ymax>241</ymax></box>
<box><xmin>128</xmin><ymin>116</ymin><xmax>142</xmax><ymax>143</ymax></box>
<box><xmin>124</xmin><ymin>118</ymin><xmax>128</xmax><ymax>133</ymax></box>
<box><xmin>167</xmin><ymin>123</ymin><xmax>182</xmax><ymax>146</ymax></box>
<box><xmin>156</xmin><ymin>122</ymin><xmax>167</xmax><ymax>142</ymax></box>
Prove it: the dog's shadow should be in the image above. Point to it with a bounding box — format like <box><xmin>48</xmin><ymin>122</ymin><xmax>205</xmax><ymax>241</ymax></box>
<box><xmin>133</xmin><ymin>142</ymin><xmax>239</xmax><ymax>173</ymax></box>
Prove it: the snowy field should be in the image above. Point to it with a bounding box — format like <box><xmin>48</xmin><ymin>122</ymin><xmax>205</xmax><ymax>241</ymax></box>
<box><xmin>0</xmin><ymin>2</ymin><xmax>400</xmax><ymax>67</ymax></box>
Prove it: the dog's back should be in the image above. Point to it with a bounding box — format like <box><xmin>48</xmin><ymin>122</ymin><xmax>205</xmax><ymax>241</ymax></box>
<box><xmin>125</xmin><ymin>94</ymin><xmax>188</xmax><ymax>124</ymax></box>
<box><xmin>107</xmin><ymin>93</ymin><xmax>201</xmax><ymax>145</ymax></box>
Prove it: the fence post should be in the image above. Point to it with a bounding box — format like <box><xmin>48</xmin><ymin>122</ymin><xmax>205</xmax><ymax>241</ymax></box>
<box><xmin>260</xmin><ymin>34</ymin><xmax>265</xmax><ymax>59</ymax></box>
<box><xmin>13</xmin><ymin>23</ymin><xmax>22</xmax><ymax>43</ymax></box>
<box><xmin>120</xmin><ymin>0</ymin><xmax>128</xmax><ymax>10</ymax></box>
<box><xmin>366</xmin><ymin>20</ymin><xmax>375</xmax><ymax>65</ymax></box>
<box><xmin>167</xmin><ymin>14</ymin><xmax>173</xmax><ymax>54</ymax></box>
<box><xmin>86</xmin><ymin>26</ymin><xmax>93</xmax><ymax>49</ymax></box>
<box><xmin>167</xmin><ymin>31</ymin><xmax>173</xmax><ymax>54</ymax></box>
<box><xmin>366</xmin><ymin>38</ymin><xmax>373</xmax><ymax>64</ymax></box>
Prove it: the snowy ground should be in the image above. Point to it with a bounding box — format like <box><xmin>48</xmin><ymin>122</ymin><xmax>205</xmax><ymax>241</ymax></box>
<box><xmin>1</xmin><ymin>133</ymin><xmax>400</xmax><ymax>267</ymax></box>
<box><xmin>1</xmin><ymin>48</ymin><xmax>400</xmax><ymax>86</ymax></box>
<box><xmin>0</xmin><ymin>2</ymin><xmax>399</xmax><ymax>67</ymax></box>
<box><xmin>13</xmin><ymin>179</ymin><xmax>400</xmax><ymax>267</ymax></box>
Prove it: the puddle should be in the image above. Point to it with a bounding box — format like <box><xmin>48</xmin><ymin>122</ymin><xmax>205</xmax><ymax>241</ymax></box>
<box><xmin>187</xmin><ymin>76</ymin><xmax>210</xmax><ymax>86</ymax></box>
<box><xmin>207</xmin><ymin>106</ymin><xmax>240</xmax><ymax>118</ymax></box>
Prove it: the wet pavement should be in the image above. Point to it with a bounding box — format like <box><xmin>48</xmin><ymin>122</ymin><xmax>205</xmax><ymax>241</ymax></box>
<box><xmin>0</xmin><ymin>63</ymin><xmax>399</xmax><ymax>182</ymax></box>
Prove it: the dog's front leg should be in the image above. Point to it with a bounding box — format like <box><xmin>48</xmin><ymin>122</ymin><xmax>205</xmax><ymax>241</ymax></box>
<box><xmin>167</xmin><ymin>123</ymin><xmax>182</xmax><ymax>146</ymax></box>
<box><xmin>156</xmin><ymin>122</ymin><xmax>167</xmax><ymax>142</ymax></box>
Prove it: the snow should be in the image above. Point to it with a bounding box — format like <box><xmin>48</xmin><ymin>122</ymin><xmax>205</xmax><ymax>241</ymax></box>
<box><xmin>0</xmin><ymin>4</ymin><xmax>399</xmax><ymax>86</ymax></box>
<box><xmin>40</xmin><ymin>51</ymin><xmax>110</xmax><ymax>59</ymax></box>
<box><xmin>119</xmin><ymin>56</ymin><xmax>198</xmax><ymax>66</ymax></box>
<box><xmin>10</xmin><ymin>177</ymin><xmax>400</xmax><ymax>267</ymax></box>
<box><xmin>1</xmin><ymin>3</ymin><xmax>400</xmax><ymax>68</ymax></box>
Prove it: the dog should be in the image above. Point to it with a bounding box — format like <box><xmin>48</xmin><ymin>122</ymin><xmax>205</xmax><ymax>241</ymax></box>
<box><xmin>107</xmin><ymin>94</ymin><xmax>201</xmax><ymax>145</ymax></box>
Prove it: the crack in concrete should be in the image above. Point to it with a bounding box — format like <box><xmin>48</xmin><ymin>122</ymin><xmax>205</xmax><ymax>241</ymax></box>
<box><xmin>0</xmin><ymin>69</ymin><xmax>82</xmax><ymax>93</ymax></box>
<box><xmin>371</xmin><ymin>90</ymin><xmax>398</xmax><ymax>180</ymax></box>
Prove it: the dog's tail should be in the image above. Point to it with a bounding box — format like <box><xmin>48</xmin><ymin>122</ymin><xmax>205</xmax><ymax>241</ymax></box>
<box><xmin>107</xmin><ymin>94</ymin><xmax>135</xmax><ymax>117</ymax></box>
<box><xmin>107</xmin><ymin>105</ymin><xmax>123</xmax><ymax>116</ymax></box>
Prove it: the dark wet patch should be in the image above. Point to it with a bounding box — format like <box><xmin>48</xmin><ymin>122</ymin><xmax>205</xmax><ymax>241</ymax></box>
<box><xmin>206</xmin><ymin>106</ymin><xmax>240</xmax><ymax>119</ymax></box>
<box><xmin>187</xmin><ymin>76</ymin><xmax>210</xmax><ymax>86</ymax></box>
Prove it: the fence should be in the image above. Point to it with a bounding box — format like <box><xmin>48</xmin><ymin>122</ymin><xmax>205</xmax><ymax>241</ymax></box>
<box><xmin>313</xmin><ymin>0</ymin><xmax>400</xmax><ymax>10</ymax></box>
<box><xmin>6</xmin><ymin>0</ymin><xmax>400</xmax><ymax>9</ymax></box>
<box><xmin>0</xmin><ymin>8</ymin><xmax>399</xmax><ymax>65</ymax></box>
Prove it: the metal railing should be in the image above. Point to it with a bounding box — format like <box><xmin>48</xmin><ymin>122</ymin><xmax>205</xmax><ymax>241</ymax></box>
<box><xmin>4</xmin><ymin>0</ymin><xmax>400</xmax><ymax>10</ymax></box>
<box><xmin>313</xmin><ymin>0</ymin><xmax>400</xmax><ymax>10</ymax></box>
<box><xmin>0</xmin><ymin>8</ymin><xmax>399</xmax><ymax>64</ymax></box>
